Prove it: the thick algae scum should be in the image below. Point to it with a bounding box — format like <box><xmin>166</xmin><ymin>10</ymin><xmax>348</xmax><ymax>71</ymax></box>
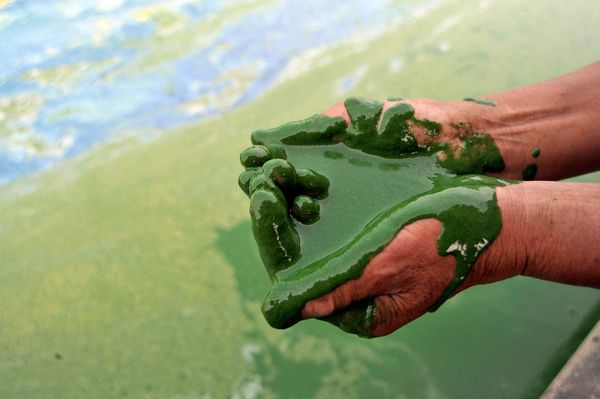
<box><xmin>239</xmin><ymin>97</ymin><xmax>513</xmax><ymax>335</ymax></box>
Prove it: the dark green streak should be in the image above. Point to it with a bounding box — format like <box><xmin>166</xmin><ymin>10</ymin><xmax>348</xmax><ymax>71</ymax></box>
<box><xmin>251</xmin><ymin>114</ymin><xmax>346</xmax><ymax>146</ymax></box>
<box><xmin>437</xmin><ymin>133</ymin><xmax>505</xmax><ymax>175</ymax></box>
<box><xmin>463</xmin><ymin>97</ymin><xmax>497</xmax><ymax>106</ymax></box>
<box><xmin>386</xmin><ymin>96</ymin><xmax>405</xmax><ymax>101</ymax></box>
<box><xmin>522</xmin><ymin>164</ymin><xmax>537</xmax><ymax>180</ymax></box>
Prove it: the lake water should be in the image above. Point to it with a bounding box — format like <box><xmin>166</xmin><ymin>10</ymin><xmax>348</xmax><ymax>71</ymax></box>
<box><xmin>0</xmin><ymin>0</ymin><xmax>437</xmax><ymax>184</ymax></box>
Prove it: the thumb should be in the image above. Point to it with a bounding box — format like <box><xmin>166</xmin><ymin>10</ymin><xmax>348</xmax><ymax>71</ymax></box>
<box><xmin>370</xmin><ymin>293</ymin><xmax>424</xmax><ymax>337</ymax></box>
<box><xmin>323</xmin><ymin>291</ymin><xmax>432</xmax><ymax>338</ymax></box>
<box><xmin>300</xmin><ymin>275</ymin><xmax>369</xmax><ymax>319</ymax></box>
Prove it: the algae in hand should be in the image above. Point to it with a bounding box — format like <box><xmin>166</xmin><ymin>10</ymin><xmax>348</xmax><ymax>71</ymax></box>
<box><xmin>238</xmin><ymin>97</ymin><xmax>511</xmax><ymax>337</ymax></box>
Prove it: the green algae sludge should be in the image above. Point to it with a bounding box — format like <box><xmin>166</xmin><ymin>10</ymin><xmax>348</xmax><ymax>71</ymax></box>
<box><xmin>239</xmin><ymin>96</ymin><xmax>514</xmax><ymax>336</ymax></box>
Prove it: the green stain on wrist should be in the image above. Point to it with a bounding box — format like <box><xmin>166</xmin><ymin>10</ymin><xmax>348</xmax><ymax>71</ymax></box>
<box><xmin>436</xmin><ymin>133</ymin><xmax>505</xmax><ymax>175</ymax></box>
<box><xmin>463</xmin><ymin>97</ymin><xmax>497</xmax><ymax>106</ymax></box>
<box><xmin>240</xmin><ymin>96</ymin><xmax>514</xmax><ymax>336</ymax></box>
<box><xmin>414</xmin><ymin>118</ymin><xmax>442</xmax><ymax>137</ymax></box>
<box><xmin>532</xmin><ymin>147</ymin><xmax>541</xmax><ymax>158</ymax></box>
<box><xmin>386</xmin><ymin>96</ymin><xmax>405</xmax><ymax>101</ymax></box>
<box><xmin>522</xmin><ymin>164</ymin><xmax>537</xmax><ymax>180</ymax></box>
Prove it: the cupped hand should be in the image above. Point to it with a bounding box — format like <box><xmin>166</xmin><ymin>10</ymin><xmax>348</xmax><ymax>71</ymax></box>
<box><xmin>325</xmin><ymin>97</ymin><xmax>523</xmax><ymax>178</ymax></box>
<box><xmin>300</xmin><ymin>99</ymin><xmax>523</xmax><ymax>337</ymax></box>
<box><xmin>301</xmin><ymin>218</ymin><xmax>458</xmax><ymax>337</ymax></box>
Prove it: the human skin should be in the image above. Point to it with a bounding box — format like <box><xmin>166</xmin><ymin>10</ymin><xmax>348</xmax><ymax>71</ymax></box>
<box><xmin>301</xmin><ymin>62</ymin><xmax>600</xmax><ymax>337</ymax></box>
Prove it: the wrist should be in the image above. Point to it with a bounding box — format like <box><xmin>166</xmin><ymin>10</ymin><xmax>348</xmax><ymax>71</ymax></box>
<box><xmin>447</xmin><ymin>98</ymin><xmax>550</xmax><ymax>181</ymax></box>
<box><xmin>509</xmin><ymin>181</ymin><xmax>600</xmax><ymax>287</ymax></box>
<box><xmin>467</xmin><ymin>181</ymin><xmax>600</xmax><ymax>289</ymax></box>
<box><xmin>460</xmin><ymin>183</ymin><xmax>528</xmax><ymax>290</ymax></box>
<box><xmin>451</xmin><ymin>64</ymin><xmax>600</xmax><ymax>180</ymax></box>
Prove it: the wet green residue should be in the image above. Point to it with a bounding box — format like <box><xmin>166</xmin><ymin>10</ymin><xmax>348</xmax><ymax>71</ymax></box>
<box><xmin>241</xmin><ymin>155</ymin><xmax>330</xmax><ymax>279</ymax></box>
<box><xmin>262</xmin><ymin>174</ymin><xmax>509</xmax><ymax>334</ymax></box>
<box><xmin>240</xmin><ymin>96</ymin><xmax>512</xmax><ymax>336</ymax></box>
<box><xmin>414</xmin><ymin>118</ymin><xmax>442</xmax><ymax>137</ymax></box>
<box><xmin>345</xmin><ymin>97</ymin><xmax>383</xmax><ymax>137</ymax></box>
<box><xmin>438</xmin><ymin>133</ymin><xmax>505</xmax><ymax>174</ymax></box>
<box><xmin>532</xmin><ymin>147</ymin><xmax>541</xmax><ymax>158</ymax></box>
<box><xmin>323</xmin><ymin>299</ymin><xmax>377</xmax><ymax>338</ymax></box>
<box><xmin>463</xmin><ymin>97</ymin><xmax>497</xmax><ymax>106</ymax></box>
<box><xmin>251</xmin><ymin>114</ymin><xmax>346</xmax><ymax>146</ymax></box>
<box><xmin>386</xmin><ymin>96</ymin><xmax>404</xmax><ymax>101</ymax></box>
<box><xmin>522</xmin><ymin>163</ymin><xmax>537</xmax><ymax>180</ymax></box>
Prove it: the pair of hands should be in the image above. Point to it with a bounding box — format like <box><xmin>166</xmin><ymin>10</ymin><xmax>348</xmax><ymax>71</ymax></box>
<box><xmin>304</xmin><ymin>80</ymin><xmax>600</xmax><ymax>335</ymax></box>
<box><xmin>249</xmin><ymin>62</ymin><xmax>600</xmax><ymax>337</ymax></box>
<box><xmin>300</xmin><ymin>98</ymin><xmax>520</xmax><ymax>336</ymax></box>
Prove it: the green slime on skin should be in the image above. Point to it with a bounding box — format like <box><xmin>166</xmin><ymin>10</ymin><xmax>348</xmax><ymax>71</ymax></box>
<box><xmin>241</xmin><ymin>96</ymin><xmax>512</xmax><ymax>336</ymax></box>
<box><xmin>414</xmin><ymin>118</ymin><xmax>442</xmax><ymax>138</ymax></box>
<box><xmin>522</xmin><ymin>163</ymin><xmax>537</xmax><ymax>181</ymax></box>
<box><xmin>438</xmin><ymin>133</ymin><xmax>505</xmax><ymax>174</ymax></box>
<box><xmin>322</xmin><ymin>299</ymin><xmax>377</xmax><ymax>337</ymax></box>
<box><xmin>520</xmin><ymin>148</ymin><xmax>540</xmax><ymax>181</ymax></box>
<box><xmin>267</xmin><ymin>174</ymin><xmax>510</xmax><ymax>335</ymax></box>
<box><xmin>463</xmin><ymin>97</ymin><xmax>497</xmax><ymax>106</ymax></box>
<box><xmin>386</xmin><ymin>96</ymin><xmax>405</xmax><ymax>101</ymax></box>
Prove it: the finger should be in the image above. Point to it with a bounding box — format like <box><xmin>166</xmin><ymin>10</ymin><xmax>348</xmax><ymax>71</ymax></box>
<box><xmin>238</xmin><ymin>167</ymin><xmax>262</xmax><ymax>196</ymax></box>
<box><xmin>376</xmin><ymin>99</ymin><xmax>402</xmax><ymax>129</ymax></box>
<box><xmin>383</xmin><ymin>98</ymin><xmax>448</xmax><ymax>145</ymax></box>
<box><xmin>300</xmin><ymin>218</ymin><xmax>447</xmax><ymax>320</ymax></box>
<box><xmin>301</xmin><ymin>276</ymin><xmax>367</xmax><ymax>319</ymax></box>
<box><xmin>401</xmin><ymin>98</ymin><xmax>447</xmax><ymax>122</ymax></box>
<box><xmin>370</xmin><ymin>293</ymin><xmax>426</xmax><ymax>337</ymax></box>
<box><xmin>239</xmin><ymin>145</ymin><xmax>273</xmax><ymax>168</ymax></box>
<box><xmin>249</xmin><ymin>188</ymin><xmax>300</xmax><ymax>279</ymax></box>
<box><xmin>345</xmin><ymin>97</ymin><xmax>384</xmax><ymax>138</ymax></box>
<box><xmin>252</xmin><ymin>114</ymin><xmax>346</xmax><ymax>146</ymax></box>
<box><xmin>261</xmin><ymin>158</ymin><xmax>297</xmax><ymax>195</ymax></box>
<box><xmin>376</xmin><ymin>102</ymin><xmax>419</xmax><ymax>154</ymax></box>
<box><xmin>295</xmin><ymin>168</ymin><xmax>329</xmax><ymax>199</ymax></box>
<box><xmin>325</xmin><ymin>99</ymin><xmax>402</xmax><ymax>130</ymax></box>
<box><xmin>323</xmin><ymin>101</ymin><xmax>351</xmax><ymax>126</ymax></box>
<box><xmin>300</xmin><ymin>283</ymin><xmax>352</xmax><ymax>319</ymax></box>
<box><xmin>321</xmin><ymin>298</ymin><xmax>377</xmax><ymax>337</ymax></box>
<box><xmin>322</xmin><ymin>291</ymin><xmax>431</xmax><ymax>338</ymax></box>
<box><xmin>380</xmin><ymin>98</ymin><xmax>402</xmax><ymax>112</ymax></box>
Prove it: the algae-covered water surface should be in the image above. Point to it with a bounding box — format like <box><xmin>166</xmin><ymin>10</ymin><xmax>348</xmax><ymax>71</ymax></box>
<box><xmin>1</xmin><ymin>0</ymin><xmax>600</xmax><ymax>398</ymax></box>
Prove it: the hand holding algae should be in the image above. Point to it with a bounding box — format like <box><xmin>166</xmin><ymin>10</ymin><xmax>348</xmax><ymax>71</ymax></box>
<box><xmin>238</xmin><ymin>97</ymin><xmax>514</xmax><ymax>337</ymax></box>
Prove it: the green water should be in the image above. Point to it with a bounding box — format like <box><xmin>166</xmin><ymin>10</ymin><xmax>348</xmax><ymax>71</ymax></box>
<box><xmin>1</xmin><ymin>0</ymin><xmax>600</xmax><ymax>397</ymax></box>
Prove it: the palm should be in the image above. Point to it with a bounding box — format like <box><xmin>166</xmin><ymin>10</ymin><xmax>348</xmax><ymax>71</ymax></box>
<box><xmin>297</xmin><ymin>100</ymin><xmax>480</xmax><ymax>337</ymax></box>
<box><xmin>302</xmin><ymin>219</ymin><xmax>456</xmax><ymax>337</ymax></box>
